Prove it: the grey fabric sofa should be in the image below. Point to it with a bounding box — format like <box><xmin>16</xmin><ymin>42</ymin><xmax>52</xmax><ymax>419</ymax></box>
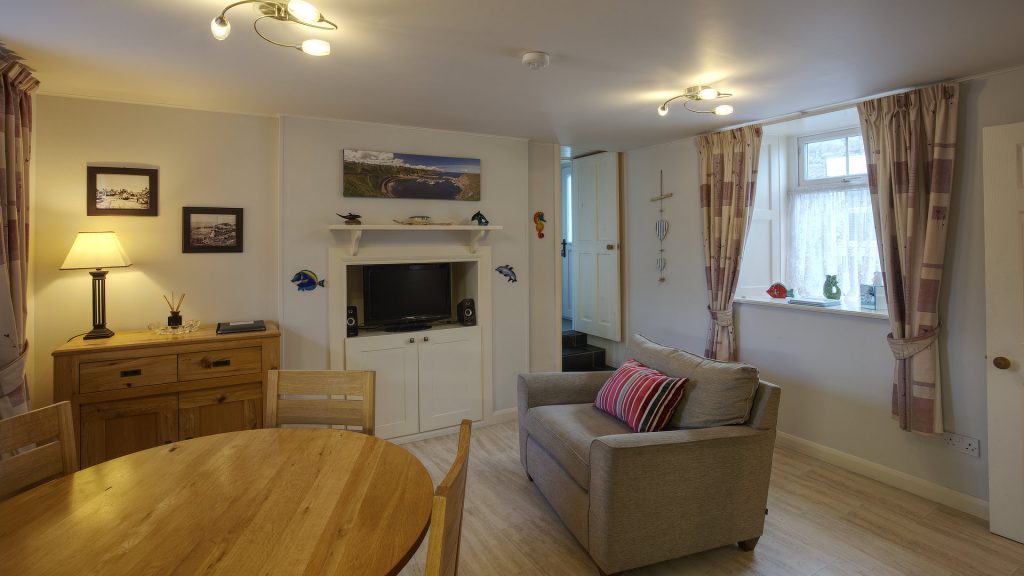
<box><xmin>517</xmin><ymin>336</ymin><xmax>781</xmax><ymax>575</ymax></box>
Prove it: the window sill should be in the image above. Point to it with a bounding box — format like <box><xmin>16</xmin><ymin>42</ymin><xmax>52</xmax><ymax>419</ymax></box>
<box><xmin>734</xmin><ymin>295</ymin><xmax>890</xmax><ymax>321</ymax></box>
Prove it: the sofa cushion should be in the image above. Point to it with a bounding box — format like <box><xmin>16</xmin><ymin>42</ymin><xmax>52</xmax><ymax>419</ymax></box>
<box><xmin>594</xmin><ymin>359</ymin><xmax>687</xmax><ymax>432</ymax></box>
<box><xmin>626</xmin><ymin>334</ymin><xmax>760</xmax><ymax>429</ymax></box>
<box><xmin>525</xmin><ymin>403</ymin><xmax>631</xmax><ymax>490</ymax></box>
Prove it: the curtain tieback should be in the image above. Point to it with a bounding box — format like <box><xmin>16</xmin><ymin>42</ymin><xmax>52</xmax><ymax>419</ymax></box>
<box><xmin>886</xmin><ymin>330</ymin><xmax>938</xmax><ymax>360</ymax></box>
<box><xmin>709</xmin><ymin>308</ymin><xmax>734</xmax><ymax>328</ymax></box>
<box><xmin>0</xmin><ymin>348</ymin><xmax>28</xmax><ymax>395</ymax></box>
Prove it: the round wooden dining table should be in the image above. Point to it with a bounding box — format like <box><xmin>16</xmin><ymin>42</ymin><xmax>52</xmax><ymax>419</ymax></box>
<box><xmin>0</xmin><ymin>428</ymin><xmax>434</xmax><ymax>575</ymax></box>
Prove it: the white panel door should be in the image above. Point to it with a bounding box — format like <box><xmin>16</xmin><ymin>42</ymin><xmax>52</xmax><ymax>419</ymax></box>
<box><xmin>572</xmin><ymin>152</ymin><xmax>621</xmax><ymax>341</ymax></box>
<box><xmin>418</xmin><ymin>326</ymin><xmax>482</xmax><ymax>431</ymax></box>
<box><xmin>345</xmin><ymin>333</ymin><xmax>419</xmax><ymax>439</ymax></box>
<box><xmin>736</xmin><ymin>135</ymin><xmax>784</xmax><ymax>298</ymax></box>
<box><xmin>983</xmin><ymin>121</ymin><xmax>1024</xmax><ymax>543</ymax></box>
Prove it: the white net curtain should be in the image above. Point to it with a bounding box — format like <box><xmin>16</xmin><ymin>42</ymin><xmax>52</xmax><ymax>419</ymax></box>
<box><xmin>787</xmin><ymin>183</ymin><xmax>881</xmax><ymax>304</ymax></box>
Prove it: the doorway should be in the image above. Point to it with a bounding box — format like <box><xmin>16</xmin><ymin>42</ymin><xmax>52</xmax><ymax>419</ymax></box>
<box><xmin>560</xmin><ymin>150</ymin><xmax>621</xmax><ymax>371</ymax></box>
<box><xmin>560</xmin><ymin>157</ymin><xmax>573</xmax><ymax>331</ymax></box>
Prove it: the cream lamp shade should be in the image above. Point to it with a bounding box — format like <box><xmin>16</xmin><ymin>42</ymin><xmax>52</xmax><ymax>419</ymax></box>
<box><xmin>60</xmin><ymin>231</ymin><xmax>132</xmax><ymax>270</ymax></box>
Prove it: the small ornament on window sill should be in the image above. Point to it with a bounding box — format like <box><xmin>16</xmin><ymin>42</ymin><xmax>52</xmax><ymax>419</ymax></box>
<box><xmin>766</xmin><ymin>283</ymin><xmax>788</xmax><ymax>299</ymax></box>
<box><xmin>823</xmin><ymin>275</ymin><xmax>842</xmax><ymax>300</ymax></box>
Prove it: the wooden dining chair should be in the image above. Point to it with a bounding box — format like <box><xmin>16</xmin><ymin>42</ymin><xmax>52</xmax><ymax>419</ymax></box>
<box><xmin>265</xmin><ymin>370</ymin><xmax>375</xmax><ymax>435</ymax></box>
<box><xmin>0</xmin><ymin>401</ymin><xmax>78</xmax><ymax>500</ymax></box>
<box><xmin>424</xmin><ymin>419</ymin><xmax>473</xmax><ymax>576</ymax></box>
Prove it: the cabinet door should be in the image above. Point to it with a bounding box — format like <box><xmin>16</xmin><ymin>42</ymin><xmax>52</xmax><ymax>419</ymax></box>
<box><xmin>179</xmin><ymin>383</ymin><xmax>262</xmax><ymax>441</ymax></box>
<box><xmin>418</xmin><ymin>326</ymin><xmax>482</xmax><ymax>432</ymax></box>
<box><xmin>345</xmin><ymin>333</ymin><xmax>419</xmax><ymax>439</ymax></box>
<box><xmin>80</xmin><ymin>394</ymin><xmax>178</xmax><ymax>468</ymax></box>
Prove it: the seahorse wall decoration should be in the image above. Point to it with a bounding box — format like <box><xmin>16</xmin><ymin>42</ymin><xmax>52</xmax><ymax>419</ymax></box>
<box><xmin>533</xmin><ymin>211</ymin><xmax>546</xmax><ymax>239</ymax></box>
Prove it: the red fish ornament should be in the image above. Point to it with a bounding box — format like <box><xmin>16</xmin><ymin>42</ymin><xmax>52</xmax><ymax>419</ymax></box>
<box><xmin>767</xmin><ymin>283</ymin><xmax>788</xmax><ymax>299</ymax></box>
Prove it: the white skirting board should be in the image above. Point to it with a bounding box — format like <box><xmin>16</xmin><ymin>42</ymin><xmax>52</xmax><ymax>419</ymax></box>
<box><xmin>389</xmin><ymin>407</ymin><xmax>518</xmax><ymax>445</ymax></box>
<box><xmin>776</xmin><ymin>431</ymin><xmax>989</xmax><ymax>520</ymax></box>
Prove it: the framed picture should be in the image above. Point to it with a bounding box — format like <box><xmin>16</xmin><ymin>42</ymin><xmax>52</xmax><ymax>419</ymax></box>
<box><xmin>343</xmin><ymin>149</ymin><xmax>481</xmax><ymax>201</ymax></box>
<box><xmin>87</xmin><ymin>166</ymin><xmax>158</xmax><ymax>216</ymax></box>
<box><xmin>182</xmin><ymin>207</ymin><xmax>243</xmax><ymax>253</ymax></box>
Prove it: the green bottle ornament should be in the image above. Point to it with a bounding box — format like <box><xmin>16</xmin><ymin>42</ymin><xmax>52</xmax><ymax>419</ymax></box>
<box><xmin>823</xmin><ymin>275</ymin><xmax>841</xmax><ymax>300</ymax></box>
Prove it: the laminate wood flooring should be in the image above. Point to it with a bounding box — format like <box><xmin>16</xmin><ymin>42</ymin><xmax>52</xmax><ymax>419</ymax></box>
<box><xmin>398</xmin><ymin>422</ymin><xmax>1024</xmax><ymax>576</ymax></box>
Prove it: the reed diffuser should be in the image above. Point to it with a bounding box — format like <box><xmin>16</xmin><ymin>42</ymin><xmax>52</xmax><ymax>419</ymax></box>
<box><xmin>163</xmin><ymin>292</ymin><xmax>186</xmax><ymax>327</ymax></box>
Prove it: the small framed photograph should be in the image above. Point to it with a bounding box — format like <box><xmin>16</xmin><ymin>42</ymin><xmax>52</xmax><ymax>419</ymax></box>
<box><xmin>87</xmin><ymin>167</ymin><xmax>158</xmax><ymax>216</ymax></box>
<box><xmin>182</xmin><ymin>207</ymin><xmax>243</xmax><ymax>253</ymax></box>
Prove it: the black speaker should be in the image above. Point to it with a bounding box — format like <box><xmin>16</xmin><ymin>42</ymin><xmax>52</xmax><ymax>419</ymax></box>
<box><xmin>457</xmin><ymin>298</ymin><xmax>476</xmax><ymax>326</ymax></box>
<box><xmin>346</xmin><ymin>305</ymin><xmax>358</xmax><ymax>336</ymax></box>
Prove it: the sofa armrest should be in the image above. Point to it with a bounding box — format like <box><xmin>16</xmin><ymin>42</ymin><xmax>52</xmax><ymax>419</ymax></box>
<box><xmin>517</xmin><ymin>371</ymin><xmax>613</xmax><ymax>471</ymax></box>
<box><xmin>517</xmin><ymin>371</ymin><xmax>613</xmax><ymax>412</ymax></box>
<box><xmin>587</xmin><ymin>425</ymin><xmax>776</xmax><ymax>573</ymax></box>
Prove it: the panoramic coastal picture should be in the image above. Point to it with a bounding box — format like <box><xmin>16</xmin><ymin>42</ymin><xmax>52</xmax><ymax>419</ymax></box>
<box><xmin>343</xmin><ymin>149</ymin><xmax>481</xmax><ymax>201</ymax></box>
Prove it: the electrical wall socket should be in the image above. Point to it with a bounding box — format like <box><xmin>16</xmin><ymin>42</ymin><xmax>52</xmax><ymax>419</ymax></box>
<box><xmin>942</xmin><ymin>432</ymin><xmax>981</xmax><ymax>458</ymax></box>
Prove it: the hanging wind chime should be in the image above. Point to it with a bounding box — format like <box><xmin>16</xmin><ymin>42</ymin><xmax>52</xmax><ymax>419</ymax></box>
<box><xmin>651</xmin><ymin>170</ymin><xmax>673</xmax><ymax>283</ymax></box>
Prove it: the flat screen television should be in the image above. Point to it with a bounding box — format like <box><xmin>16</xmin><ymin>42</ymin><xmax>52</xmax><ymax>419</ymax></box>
<box><xmin>363</xmin><ymin>263</ymin><xmax>452</xmax><ymax>328</ymax></box>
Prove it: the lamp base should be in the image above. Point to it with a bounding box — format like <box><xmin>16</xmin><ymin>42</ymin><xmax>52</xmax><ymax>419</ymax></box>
<box><xmin>84</xmin><ymin>327</ymin><xmax>115</xmax><ymax>340</ymax></box>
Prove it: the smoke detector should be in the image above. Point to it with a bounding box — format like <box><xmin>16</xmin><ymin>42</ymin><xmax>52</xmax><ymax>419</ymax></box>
<box><xmin>522</xmin><ymin>51</ymin><xmax>550</xmax><ymax>70</ymax></box>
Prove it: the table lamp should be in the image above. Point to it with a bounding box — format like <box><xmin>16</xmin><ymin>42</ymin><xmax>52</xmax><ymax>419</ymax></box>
<box><xmin>61</xmin><ymin>231</ymin><xmax>132</xmax><ymax>339</ymax></box>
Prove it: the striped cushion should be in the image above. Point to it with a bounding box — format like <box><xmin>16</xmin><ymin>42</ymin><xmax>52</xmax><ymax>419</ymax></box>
<box><xmin>594</xmin><ymin>359</ymin><xmax>687</xmax><ymax>433</ymax></box>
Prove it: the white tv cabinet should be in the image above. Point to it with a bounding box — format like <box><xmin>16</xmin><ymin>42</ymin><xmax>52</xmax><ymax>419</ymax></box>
<box><xmin>328</xmin><ymin>241</ymin><xmax>493</xmax><ymax>440</ymax></box>
<box><xmin>345</xmin><ymin>324</ymin><xmax>482</xmax><ymax>438</ymax></box>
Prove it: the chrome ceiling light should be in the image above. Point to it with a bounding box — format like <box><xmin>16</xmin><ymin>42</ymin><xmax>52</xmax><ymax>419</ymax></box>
<box><xmin>657</xmin><ymin>85</ymin><xmax>734</xmax><ymax>117</ymax></box>
<box><xmin>211</xmin><ymin>0</ymin><xmax>336</xmax><ymax>56</ymax></box>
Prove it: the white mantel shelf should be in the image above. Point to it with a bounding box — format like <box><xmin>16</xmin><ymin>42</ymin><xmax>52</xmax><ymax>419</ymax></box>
<box><xmin>328</xmin><ymin>224</ymin><xmax>503</xmax><ymax>256</ymax></box>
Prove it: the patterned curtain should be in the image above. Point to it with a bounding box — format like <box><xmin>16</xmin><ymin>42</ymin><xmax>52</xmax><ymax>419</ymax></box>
<box><xmin>0</xmin><ymin>45</ymin><xmax>37</xmax><ymax>419</ymax></box>
<box><xmin>857</xmin><ymin>83</ymin><xmax>959</xmax><ymax>434</ymax></box>
<box><xmin>699</xmin><ymin>125</ymin><xmax>763</xmax><ymax>361</ymax></box>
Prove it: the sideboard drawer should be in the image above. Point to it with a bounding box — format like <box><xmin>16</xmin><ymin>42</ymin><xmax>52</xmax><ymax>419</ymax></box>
<box><xmin>79</xmin><ymin>355</ymin><xmax>178</xmax><ymax>394</ymax></box>
<box><xmin>178</xmin><ymin>347</ymin><xmax>262</xmax><ymax>381</ymax></box>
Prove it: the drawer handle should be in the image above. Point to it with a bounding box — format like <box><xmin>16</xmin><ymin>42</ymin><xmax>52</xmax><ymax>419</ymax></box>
<box><xmin>120</xmin><ymin>369</ymin><xmax>142</xmax><ymax>377</ymax></box>
<box><xmin>217</xmin><ymin>395</ymin><xmax>227</xmax><ymax>403</ymax></box>
<box><xmin>202</xmin><ymin>358</ymin><xmax>232</xmax><ymax>368</ymax></box>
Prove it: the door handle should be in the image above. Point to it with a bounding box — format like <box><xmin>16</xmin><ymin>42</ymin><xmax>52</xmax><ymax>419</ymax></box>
<box><xmin>606</xmin><ymin>244</ymin><xmax>615</xmax><ymax>250</ymax></box>
<box><xmin>423</xmin><ymin>336</ymin><xmax>430</xmax><ymax>342</ymax></box>
<box><xmin>994</xmin><ymin>356</ymin><xmax>1012</xmax><ymax>370</ymax></box>
<box><xmin>409</xmin><ymin>338</ymin><xmax>415</xmax><ymax>344</ymax></box>
<box><xmin>561</xmin><ymin>239</ymin><xmax>567</xmax><ymax>258</ymax></box>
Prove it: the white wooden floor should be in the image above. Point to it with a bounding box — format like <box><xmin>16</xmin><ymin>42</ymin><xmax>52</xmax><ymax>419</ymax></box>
<box><xmin>398</xmin><ymin>421</ymin><xmax>1024</xmax><ymax>576</ymax></box>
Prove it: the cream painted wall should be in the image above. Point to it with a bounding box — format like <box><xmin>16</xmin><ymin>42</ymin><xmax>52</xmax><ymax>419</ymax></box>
<box><xmin>279</xmin><ymin>116</ymin><xmax>530</xmax><ymax>412</ymax></box>
<box><xmin>528</xmin><ymin>142</ymin><xmax>560</xmax><ymax>372</ymax></box>
<box><xmin>31</xmin><ymin>96</ymin><xmax>280</xmax><ymax>407</ymax></box>
<box><xmin>622</xmin><ymin>67</ymin><xmax>1024</xmax><ymax>501</ymax></box>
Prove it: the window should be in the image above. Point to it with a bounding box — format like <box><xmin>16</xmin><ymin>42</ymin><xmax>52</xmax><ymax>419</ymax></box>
<box><xmin>788</xmin><ymin>128</ymin><xmax>880</xmax><ymax>306</ymax></box>
<box><xmin>799</xmin><ymin>129</ymin><xmax>867</xmax><ymax>186</ymax></box>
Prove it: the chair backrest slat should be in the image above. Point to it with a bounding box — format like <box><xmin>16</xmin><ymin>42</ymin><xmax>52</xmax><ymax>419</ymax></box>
<box><xmin>424</xmin><ymin>420</ymin><xmax>472</xmax><ymax>576</ymax></box>
<box><xmin>265</xmin><ymin>370</ymin><xmax>375</xmax><ymax>435</ymax></box>
<box><xmin>0</xmin><ymin>401</ymin><xmax>77</xmax><ymax>500</ymax></box>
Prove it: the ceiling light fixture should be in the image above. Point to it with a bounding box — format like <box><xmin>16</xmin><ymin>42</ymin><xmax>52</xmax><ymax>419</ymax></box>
<box><xmin>657</xmin><ymin>85</ymin><xmax>734</xmax><ymax>116</ymax></box>
<box><xmin>210</xmin><ymin>1</ymin><xmax>337</xmax><ymax>56</ymax></box>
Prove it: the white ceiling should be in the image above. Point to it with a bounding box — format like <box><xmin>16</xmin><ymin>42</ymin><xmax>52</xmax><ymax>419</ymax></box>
<box><xmin>5</xmin><ymin>0</ymin><xmax>1024</xmax><ymax>150</ymax></box>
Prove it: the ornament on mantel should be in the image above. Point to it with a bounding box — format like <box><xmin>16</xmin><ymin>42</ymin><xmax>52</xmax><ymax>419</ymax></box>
<box><xmin>337</xmin><ymin>212</ymin><xmax>362</xmax><ymax>225</ymax></box>
<box><xmin>471</xmin><ymin>211</ymin><xmax>490</xmax><ymax>226</ymax></box>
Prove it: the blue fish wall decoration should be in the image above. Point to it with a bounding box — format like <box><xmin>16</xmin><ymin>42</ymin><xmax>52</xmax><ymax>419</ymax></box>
<box><xmin>495</xmin><ymin>265</ymin><xmax>517</xmax><ymax>283</ymax></box>
<box><xmin>291</xmin><ymin>270</ymin><xmax>325</xmax><ymax>291</ymax></box>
